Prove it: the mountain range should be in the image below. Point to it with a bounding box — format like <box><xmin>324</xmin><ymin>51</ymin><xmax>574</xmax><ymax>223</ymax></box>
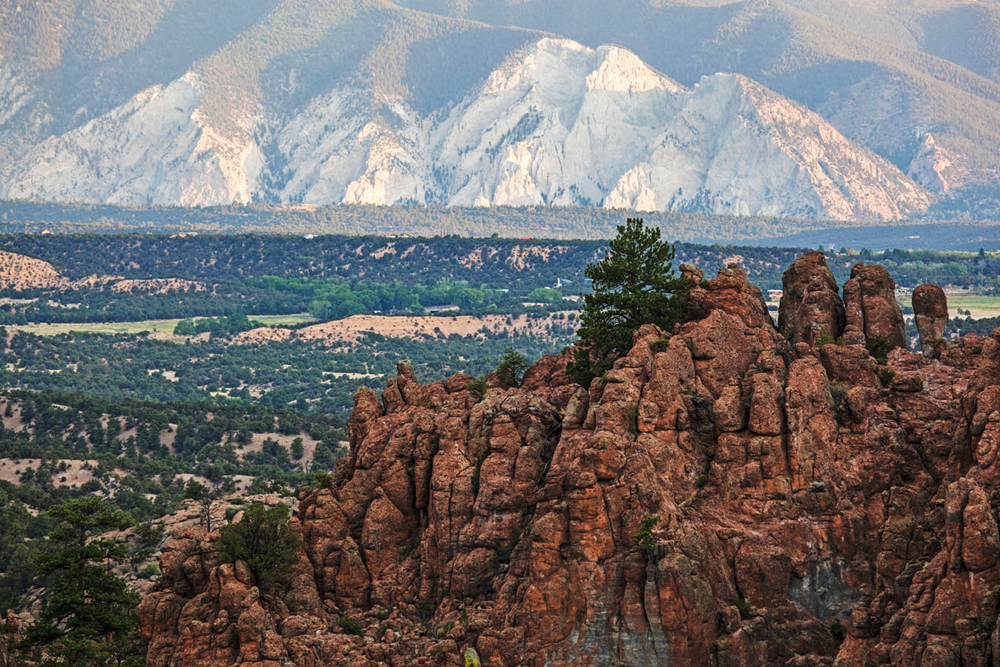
<box><xmin>0</xmin><ymin>0</ymin><xmax>997</xmax><ymax>221</ymax></box>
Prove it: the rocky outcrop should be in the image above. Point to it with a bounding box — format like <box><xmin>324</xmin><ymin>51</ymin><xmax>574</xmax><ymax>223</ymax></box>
<box><xmin>912</xmin><ymin>284</ymin><xmax>948</xmax><ymax>355</ymax></box>
<box><xmin>679</xmin><ymin>262</ymin><xmax>704</xmax><ymax>285</ymax></box>
<box><xmin>0</xmin><ymin>610</ymin><xmax>20</xmax><ymax>667</ymax></box>
<box><xmin>842</xmin><ymin>263</ymin><xmax>906</xmax><ymax>350</ymax></box>
<box><xmin>0</xmin><ymin>251</ymin><xmax>212</xmax><ymax>296</ymax></box>
<box><xmin>778</xmin><ymin>251</ymin><xmax>845</xmax><ymax>345</ymax></box>
<box><xmin>141</xmin><ymin>257</ymin><xmax>1000</xmax><ymax>667</ymax></box>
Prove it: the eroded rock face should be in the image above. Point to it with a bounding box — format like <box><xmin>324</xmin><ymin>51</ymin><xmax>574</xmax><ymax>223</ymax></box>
<box><xmin>842</xmin><ymin>263</ymin><xmax>906</xmax><ymax>350</ymax></box>
<box><xmin>778</xmin><ymin>251</ymin><xmax>846</xmax><ymax>346</ymax></box>
<box><xmin>913</xmin><ymin>283</ymin><xmax>949</xmax><ymax>355</ymax></box>
<box><xmin>141</xmin><ymin>259</ymin><xmax>1000</xmax><ymax>667</ymax></box>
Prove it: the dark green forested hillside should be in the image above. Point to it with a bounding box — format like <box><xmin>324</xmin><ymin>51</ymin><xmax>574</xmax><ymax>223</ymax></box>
<box><xmin>0</xmin><ymin>230</ymin><xmax>998</xmax><ymax>300</ymax></box>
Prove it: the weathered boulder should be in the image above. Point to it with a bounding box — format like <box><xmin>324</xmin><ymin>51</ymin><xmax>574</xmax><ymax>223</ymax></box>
<box><xmin>680</xmin><ymin>262</ymin><xmax>704</xmax><ymax>285</ymax></box>
<box><xmin>819</xmin><ymin>342</ymin><xmax>881</xmax><ymax>389</ymax></box>
<box><xmin>912</xmin><ymin>283</ymin><xmax>949</xmax><ymax>355</ymax></box>
<box><xmin>687</xmin><ymin>263</ymin><xmax>776</xmax><ymax>331</ymax></box>
<box><xmin>842</xmin><ymin>262</ymin><xmax>906</xmax><ymax>350</ymax></box>
<box><xmin>0</xmin><ymin>610</ymin><xmax>22</xmax><ymax>667</ymax></box>
<box><xmin>778</xmin><ymin>251</ymin><xmax>845</xmax><ymax>345</ymax></box>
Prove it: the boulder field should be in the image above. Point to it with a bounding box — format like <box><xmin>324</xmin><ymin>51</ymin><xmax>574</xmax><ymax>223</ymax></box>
<box><xmin>139</xmin><ymin>255</ymin><xmax>1000</xmax><ymax>667</ymax></box>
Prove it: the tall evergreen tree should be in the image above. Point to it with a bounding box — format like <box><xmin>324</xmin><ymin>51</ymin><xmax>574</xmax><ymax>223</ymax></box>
<box><xmin>495</xmin><ymin>346</ymin><xmax>528</xmax><ymax>389</ymax></box>
<box><xmin>21</xmin><ymin>496</ymin><xmax>144</xmax><ymax>667</ymax></box>
<box><xmin>0</xmin><ymin>489</ymin><xmax>34</xmax><ymax>612</ymax></box>
<box><xmin>570</xmin><ymin>218</ymin><xmax>690</xmax><ymax>383</ymax></box>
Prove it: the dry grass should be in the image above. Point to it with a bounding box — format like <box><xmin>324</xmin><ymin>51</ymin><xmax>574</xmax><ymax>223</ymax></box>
<box><xmin>0</xmin><ymin>458</ymin><xmax>97</xmax><ymax>487</ymax></box>
<box><xmin>276</xmin><ymin>312</ymin><xmax>577</xmax><ymax>344</ymax></box>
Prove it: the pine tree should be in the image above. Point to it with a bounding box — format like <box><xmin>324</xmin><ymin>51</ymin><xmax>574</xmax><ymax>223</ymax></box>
<box><xmin>290</xmin><ymin>437</ymin><xmax>305</xmax><ymax>461</ymax></box>
<box><xmin>216</xmin><ymin>502</ymin><xmax>301</xmax><ymax>587</ymax></box>
<box><xmin>570</xmin><ymin>218</ymin><xmax>690</xmax><ymax>384</ymax></box>
<box><xmin>21</xmin><ymin>497</ymin><xmax>143</xmax><ymax>667</ymax></box>
<box><xmin>495</xmin><ymin>346</ymin><xmax>528</xmax><ymax>389</ymax></box>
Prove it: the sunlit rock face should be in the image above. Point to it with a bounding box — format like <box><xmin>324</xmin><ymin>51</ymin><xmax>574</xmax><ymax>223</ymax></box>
<box><xmin>140</xmin><ymin>258</ymin><xmax>1000</xmax><ymax>667</ymax></box>
<box><xmin>0</xmin><ymin>39</ymin><xmax>929</xmax><ymax>219</ymax></box>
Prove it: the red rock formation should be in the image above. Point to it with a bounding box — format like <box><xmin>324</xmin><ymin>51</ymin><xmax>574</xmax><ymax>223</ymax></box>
<box><xmin>842</xmin><ymin>263</ymin><xmax>906</xmax><ymax>350</ymax></box>
<box><xmin>680</xmin><ymin>262</ymin><xmax>704</xmax><ymax>285</ymax></box>
<box><xmin>912</xmin><ymin>284</ymin><xmax>949</xmax><ymax>356</ymax></box>
<box><xmin>140</xmin><ymin>259</ymin><xmax>1000</xmax><ymax>667</ymax></box>
<box><xmin>778</xmin><ymin>251</ymin><xmax>846</xmax><ymax>345</ymax></box>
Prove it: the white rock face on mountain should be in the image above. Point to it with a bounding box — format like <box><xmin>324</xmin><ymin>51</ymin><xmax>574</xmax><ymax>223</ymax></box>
<box><xmin>432</xmin><ymin>40</ymin><xmax>685</xmax><ymax>208</ymax></box>
<box><xmin>277</xmin><ymin>90</ymin><xmax>429</xmax><ymax>206</ymax></box>
<box><xmin>428</xmin><ymin>39</ymin><xmax>929</xmax><ymax>219</ymax></box>
<box><xmin>0</xmin><ymin>73</ymin><xmax>263</xmax><ymax>206</ymax></box>
<box><xmin>602</xmin><ymin>73</ymin><xmax>932</xmax><ymax>220</ymax></box>
<box><xmin>907</xmin><ymin>134</ymin><xmax>954</xmax><ymax>194</ymax></box>
<box><xmin>0</xmin><ymin>38</ymin><xmax>931</xmax><ymax>220</ymax></box>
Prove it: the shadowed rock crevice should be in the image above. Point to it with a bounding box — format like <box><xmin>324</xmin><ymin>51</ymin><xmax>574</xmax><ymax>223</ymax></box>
<box><xmin>139</xmin><ymin>256</ymin><xmax>1000</xmax><ymax>667</ymax></box>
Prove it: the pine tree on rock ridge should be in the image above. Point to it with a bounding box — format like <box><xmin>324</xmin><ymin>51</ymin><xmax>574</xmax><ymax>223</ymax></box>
<box><xmin>570</xmin><ymin>217</ymin><xmax>690</xmax><ymax>384</ymax></box>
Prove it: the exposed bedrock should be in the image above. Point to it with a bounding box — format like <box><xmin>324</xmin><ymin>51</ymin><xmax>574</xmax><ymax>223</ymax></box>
<box><xmin>913</xmin><ymin>283</ymin><xmax>949</xmax><ymax>356</ymax></box>
<box><xmin>842</xmin><ymin>263</ymin><xmax>906</xmax><ymax>350</ymax></box>
<box><xmin>778</xmin><ymin>250</ymin><xmax>846</xmax><ymax>345</ymax></box>
<box><xmin>140</xmin><ymin>256</ymin><xmax>998</xmax><ymax>667</ymax></box>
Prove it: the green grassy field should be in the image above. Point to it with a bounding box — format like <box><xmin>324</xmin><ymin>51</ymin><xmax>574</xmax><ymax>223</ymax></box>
<box><xmin>896</xmin><ymin>294</ymin><xmax>1000</xmax><ymax>319</ymax></box>
<box><xmin>9</xmin><ymin>314</ymin><xmax>317</xmax><ymax>337</ymax></box>
<box><xmin>940</xmin><ymin>296</ymin><xmax>1000</xmax><ymax>318</ymax></box>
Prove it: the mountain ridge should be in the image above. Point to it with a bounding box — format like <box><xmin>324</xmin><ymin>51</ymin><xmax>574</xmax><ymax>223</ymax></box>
<box><xmin>0</xmin><ymin>30</ymin><xmax>930</xmax><ymax>221</ymax></box>
<box><xmin>3</xmin><ymin>0</ymin><xmax>999</xmax><ymax>220</ymax></box>
<box><xmin>393</xmin><ymin>0</ymin><xmax>1000</xmax><ymax>202</ymax></box>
